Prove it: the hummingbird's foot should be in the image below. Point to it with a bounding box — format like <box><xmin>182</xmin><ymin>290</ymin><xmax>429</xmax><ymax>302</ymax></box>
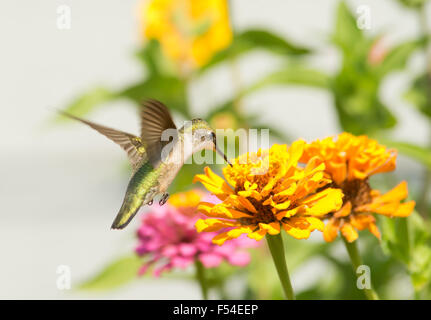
<box><xmin>147</xmin><ymin>199</ymin><xmax>153</xmax><ymax>206</ymax></box>
<box><xmin>159</xmin><ymin>193</ymin><xmax>169</xmax><ymax>206</ymax></box>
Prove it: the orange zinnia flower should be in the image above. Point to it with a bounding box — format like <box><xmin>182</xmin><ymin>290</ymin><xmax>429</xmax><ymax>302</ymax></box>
<box><xmin>193</xmin><ymin>141</ymin><xmax>344</xmax><ymax>245</ymax></box>
<box><xmin>300</xmin><ymin>132</ymin><xmax>415</xmax><ymax>243</ymax></box>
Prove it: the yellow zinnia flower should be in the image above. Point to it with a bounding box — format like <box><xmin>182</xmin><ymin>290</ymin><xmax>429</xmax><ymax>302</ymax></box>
<box><xmin>168</xmin><ymin>189</ymin><xmax>204</xmax><ymax>208</ymax></box>
<box><xmin>193</xmin><ymin>141</ymin><xmax>344</xmax><ymax>245</ymax></box>
<box><xmin>300</xmin><ymin>132</ymin><xmax>416</xmax><ymax>243</ymax></box>
<box><xmin>168</xmin><ymin>189</ymin><xmax>205</xmax><ymax>215</ymax></box>
<box><xmin>141</xmin><ymin>0</ymin><xmax>233</xmax><ymax>70</ymax></box>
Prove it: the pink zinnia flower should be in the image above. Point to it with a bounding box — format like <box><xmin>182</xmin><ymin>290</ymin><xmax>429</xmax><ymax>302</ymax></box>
<box><xmin>135</xmin><ymin>190</ymin><xmax>257</xmax><ymax>277</ymax></box>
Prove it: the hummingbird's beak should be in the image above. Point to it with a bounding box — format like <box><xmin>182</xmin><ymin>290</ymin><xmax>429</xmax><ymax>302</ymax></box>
<box><xmin>212</xmin><ymin>134</ymin><xmax>232</xmax><ymax>166</ymax></box>
<box><xmin>215</xmin><ymin>145</ymin><xmax>232</xmax><ymax>166</ymax></box>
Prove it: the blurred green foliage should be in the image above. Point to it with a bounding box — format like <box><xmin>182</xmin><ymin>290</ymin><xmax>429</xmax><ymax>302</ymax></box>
<box><xmin>381</xmin><ymin>212</ymin><xmax>431</xmax><ymax>296</ymax></box>
<box><xmin>405</xmin><ymin>73</ymin><xmax>431</xmax><ymax>119</ymax></box>
<box><xmin>295</xmin><ymin>2</ymin><xmax>422</xmax><ymax>134</ymax></box>
<box><xmin>78</xmin><ymin>255</ymin><xmax>142</xmax><ymax>291</ymax></box>
<box><xmin>61</xmin><ymin>0</ymin><xmax>431</xmax><ymax>299</ymax></box>
<box><xmin>398</xmin><ymin>0</ymin><xmax>429</xmax><ymax>9</ymax></box>
<box><xmin>379</xmin><ymin>139</ymin><xmax>431</xmax><ymax>169</ymax></box>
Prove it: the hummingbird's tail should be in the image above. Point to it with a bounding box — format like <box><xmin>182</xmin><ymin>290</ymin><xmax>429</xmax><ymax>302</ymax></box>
<box><xmin>111</xmin><ymin>193</ymin><xmax>144</xmax><ymax>230</ymax></box>
<box><xmin>111</xmin><ymin>209</ymin><xmax>139</xmax><ymax>230</ymax></box>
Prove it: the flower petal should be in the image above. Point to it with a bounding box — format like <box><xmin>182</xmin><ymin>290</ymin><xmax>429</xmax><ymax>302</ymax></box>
<box><xmin>247</xmin><ymin>228</ymin><xmax>267</xmax><ymax>241</ymax></box>
<box><xmin>198</xmin><ymin>253</ymin><xmax>223</xmax><ymax>268</ymax></box>
<box><xmin>193</xmin><ymin>166</ymin><xmax>233</xmax><ymax>200</ymax></box>
<box><xmin>225</xmin><ymin>195</ymin><xmax>257</xmax><ymax>214</ymax></box>
<box><xmin>275</xmin><ymin>207</ymin><xmax>301</xmax><ymax>220</ymax></box>
<box><xmin>340</xmin><ymin>222</ymin><xmax>358</xmax><ymax>243</ymax></box>
<box><xmin>178</xmin><ymin>243</ymin><xmax>197</xmax><ymax>257</ymax></box>
<box><xmin>301</xmin><ymin>188</ymin><xmax>344</xmax><ymax>216</ymax></box>
<box><xmin>282</xmin><ymin>217</ymin><xmax>318</xmax><ymax>239</ymax></box>
<box><xmin>195</xmin><ymin>218</ymin><xmax>238</xmax><ymax>232</ymax></box>
<box><xmin>238</xmin><ymin>189</ymin><xmax>262</xmax><ymax>201</ymax></box>
<box><xmin>171</xmin><ymin>256</ymin><xmax>193</xmax><ymax>269</ymax></box>
<box><xmin>304</xmin><ymin>217</ymin><xmax>325</xmax><ymax>231</ymax></box>
<box><xmin>259</xmin><ymin>222</ymin><xmax>281</xmax><ymax>235</ymax></box>
<box><xmin>227</xmin><ymin>251</ymin><xmax>251</xmax><ymax>267</ymax></box>
<box><xmin>265</xmin><ymin>197</ymin><xmax>291</xmax><ymax>210</ymax></box>
<box><xmin>334</xmin><ymin>201</ymin><xmax>352</xmax><ymax>218</ymax></box>
<box><xmin>368</xmin><ymin>221</ymin><xmax>381</xmax><ymax>239</ymax></box>
<box><xmin>327</xmin><ymin>161</ymin><xmax>347</xmax><ymax>185</ymax></box>
<box><xmin>323</xmin><ymin>217</ymin><xmax>340</xmax><ymax>242</ymax></box>
<box><xmin>286</xmin><ymin>140</ymin><xmax>305</xmax><ymax>169</ymax></box>
<box><xmin>373</xmin><ymin>181</ymin><xmax>409</xmax><ymax>204</ymax></box>
<box><xmin>198</xmin><ymin>202</ymin><xmax>251</xmax><ymax>219</ymax></box>
<box><xmin>212</xmin><ymin>226</ymin><xmax>254</xmax><ymax>245</ymax></box>
<box><xmin>393</xmin><ymin>201</ymin><xmax>416</xmax><ymax>217</ymax></box>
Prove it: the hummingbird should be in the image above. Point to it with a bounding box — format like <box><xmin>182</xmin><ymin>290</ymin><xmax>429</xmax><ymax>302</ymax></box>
<box><xmin>62</xmin><ymin>99</ymin><xmax>231</xmax><ymax>230</ymax></box>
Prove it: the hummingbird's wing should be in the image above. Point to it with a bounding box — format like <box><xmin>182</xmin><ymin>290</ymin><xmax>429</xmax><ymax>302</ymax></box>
<box><xmin>60</xmin><ymin>112</ymin><xmax>147</xmax><ymax>170</ymax></box>
<box><xmin>140</xmin><ymin>99</ymin><xmax>177</xmax><ymax>165</ymax></box>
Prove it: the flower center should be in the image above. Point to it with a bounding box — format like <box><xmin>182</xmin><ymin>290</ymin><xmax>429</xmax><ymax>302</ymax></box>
<box><xmin>339</xmin><ymin>178</ymin><xmax>372</xmax><ymax>209</ymax></box>
<box><xmin>238</xmin><ymin>197</ymin><xmax>276</xmax><ymax>225</ymax></box>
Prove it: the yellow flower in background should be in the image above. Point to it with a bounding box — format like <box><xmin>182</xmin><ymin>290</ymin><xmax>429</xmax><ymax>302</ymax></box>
<box><xmin>141</xmin><ymin>0</ymin><xmax>233</xmax><ymax>70</ymax></box>
<box><xmin>168</xmin><ymin>189</ymin><xmax>204</xmax><ymax>208</ymax></box>
<box><xmin>193</xmin><ymin>141</ymin><xmax>344</xmax><ymax>245</ymax></box>
<box><xmin>300</xmin><ymin>132</ymin><xmax>415</xmax><ymax>243</ymax></box>
<box><xmin>168</xmin><ymin>189</ymin><xmax>205</xmax><ymax>215</ymax></box>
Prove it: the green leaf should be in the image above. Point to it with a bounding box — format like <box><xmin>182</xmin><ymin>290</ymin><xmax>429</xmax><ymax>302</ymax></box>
<box><xmin>332</xmin><ymin>80</ymin><xmax>397</xmax><ymax>134</ymax></box>
<box><xmin>78</xmin><ymin>255</ymin><xmax>142</xmax><ymax>291</ymax></box>
<box><xmin>135</xmin><ymin>40</ymin><xmax>178</xmax><ymax>77</ymax></box>
<box><xmin>200</xmin><ymin>28</ymin><xmax>310</xmax><ymax>72</ymax></box>
<box><xmin>409</xmin><ymin>210</ymin><xmax>431</xmax><ymax>246</ymax></box>
<box><xmin>118</xmin><ymin>75</ymin><xmax>189</xmax><ymax>117</ymax></box>
<box><xmin>410</xmin><ymin>245</ymin><xmax>431</xmax><ymax>290</ymax></box>
<box><xmin>381</xmin><ymin>211</ymin><xmax>431</xmax><ymax>292</ymax></box>
<box><xmin>60</xmin><ymin>74</ymin><xmax>189</xmax><ymax>120</ymax></box>
<box><xmin>204</xmin><ymin>66</ymin><xmax>329</xmax><ymax>122</ymax></box>
<box><xmin>380</xmin><ymin>216</ymin><xmax>411</xmax><ymax>264</ymax></box>
<box><xmin>397</xmin><ymin>0</ymin><xmax>429</xmax><ymax>9</ymax></box>
<box><xmin>375</xmin><ymin>40</ymin><xmax>423</xmax><ymax>77</ymax></box>
<box><xmin>58</xmin><ymin>87</ymin><xmax>115</xmax><ymax>119</ymax></box>
<box><xmin>135</xmin><ymin>40</ymin><xmax>163</xmax><ymax>76</ymax></box>
<box><xmin>244</xmin><ymin>65</ymin><xmax>330</xmax><ymax>93</ymax></box>
<box><xmin>235</xmin><ymin>29</ymin><xmax>310</xmax><ymax>55</ymax></box>
<box><xmin>408</xmin><ymin>213</ymin><xmax>431</xmax><ymax>290</ymax></box>
<box><xmin>332</xmin><ymin>2</ymin><xmax>364</xmax><ymax>53</ymax></box>
<box><xmin>378</xmin><ymin>139</ymin><xmax>431</xmax><ymax>169</ymax></box>
<box><xmin>404</xmin><ymin>72</ymin><xmax>431</xmax><ymax>118</ymax></box>
<box><xmin>327</xmin><ymin>2</ymin><xmax>411</xmax><ymax>134</ymax></box>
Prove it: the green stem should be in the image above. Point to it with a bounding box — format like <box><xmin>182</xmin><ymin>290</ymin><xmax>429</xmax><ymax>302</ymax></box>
<box><xmin>195</xmin><ymin>260</ymin><xmax>209</xmax><ymax>300</ymax></box>
<box><xmin>229</xmin><ymin>59</ymin><xmax>244</xmax><ymax>113</ymax></box>
<box><xmin>342</xmin><ymin>237</ymin><xmax>379</xmax><ymax>300</ymax></box>
<box><xmin>265</xmin><ymin>234</ymin><xmax>296</xmax><ymax>300</ymax></box>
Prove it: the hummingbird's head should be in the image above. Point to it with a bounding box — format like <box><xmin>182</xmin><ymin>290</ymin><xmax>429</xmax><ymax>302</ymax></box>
<box><xmin>182</xmin><ymin>118</ymin><xmax>232</xmax><ymax>166</ymax></box>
